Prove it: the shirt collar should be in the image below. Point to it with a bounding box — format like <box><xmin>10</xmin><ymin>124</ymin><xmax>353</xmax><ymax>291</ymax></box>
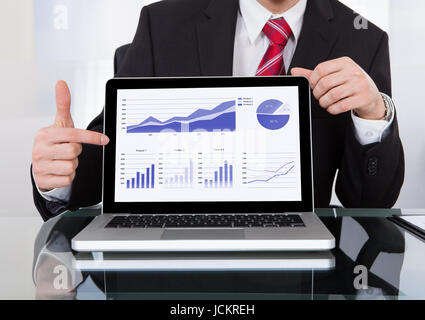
<box><xmin>239</xmin><ymin>0</ymin><xmax>307</xmax><ymax>45</ymax></box>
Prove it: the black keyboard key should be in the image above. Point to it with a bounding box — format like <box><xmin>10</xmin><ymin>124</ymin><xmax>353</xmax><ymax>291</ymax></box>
<box><xmin>263</xmin><ymin>223</ymin><xmax>278</xmax><ymax>227</ymax></box>
<box><xmin>277</xmin><ymin>222</ymin><xmax>292</xmax><ymax>227</ymax></box>
<box><xmin>148</xmin><ymin>223</ymin><xmax>164</xmax><ymax>228</ymax></box>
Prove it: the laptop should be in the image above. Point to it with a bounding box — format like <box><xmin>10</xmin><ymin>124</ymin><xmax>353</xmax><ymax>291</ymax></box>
<box><xmin>71</xmin><ymin>76</ymin><xmax>335</xmax><ymax>252</ymax></box>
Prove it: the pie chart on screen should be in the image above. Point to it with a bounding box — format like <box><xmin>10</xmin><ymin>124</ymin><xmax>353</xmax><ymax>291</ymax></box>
<box><xmin>256</xmin><ymin>99</ymin><xmax>291</xmax><ymax>130</ymax></box>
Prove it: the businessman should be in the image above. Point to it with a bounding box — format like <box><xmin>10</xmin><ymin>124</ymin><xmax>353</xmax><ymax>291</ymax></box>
<box><xmin>32</xmin><ymin>0</ymin><xmax>405</xmax><ymax>220</ymax></box>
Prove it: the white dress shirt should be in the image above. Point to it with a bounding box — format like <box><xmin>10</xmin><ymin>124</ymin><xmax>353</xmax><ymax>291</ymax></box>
<box><xmin>38</xmin><ymin>0</ymin><xmax>395</xmax><ymax>203</ymax></box>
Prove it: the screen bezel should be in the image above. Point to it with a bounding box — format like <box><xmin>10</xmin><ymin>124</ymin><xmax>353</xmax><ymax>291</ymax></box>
<box><xmin>103</xmin><ymin>77</ymin><xmax>313</xmax><ymax>214</ymax></box>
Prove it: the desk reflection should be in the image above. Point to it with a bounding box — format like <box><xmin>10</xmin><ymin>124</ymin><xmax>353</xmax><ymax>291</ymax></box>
<box><xmin>32</xmin><ymin>211</ymin><xmax>406</xmax><ymax>300</ymax></box>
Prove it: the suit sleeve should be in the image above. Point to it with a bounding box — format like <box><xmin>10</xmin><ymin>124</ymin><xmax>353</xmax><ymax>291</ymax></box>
<box><xmin>335</xmin><ymin>32</ymin><xmax>405</xmax><ymax>208</ymax></box>
<box><xmin>116</xmin><ymin>6</ymin><xmax>155</xmax><ymax>77</ymax></box>
<box><xmin>31</xmin><ymin>166</ymin><xmax>68</xmax><ymax>221</ymax></box>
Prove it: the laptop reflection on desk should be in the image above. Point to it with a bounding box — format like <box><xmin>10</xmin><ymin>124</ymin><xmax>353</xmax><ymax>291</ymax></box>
<box><xmin>73</xmin><ymin>251</ymin><xmax>335</xmax><ymax>271</ymax></box>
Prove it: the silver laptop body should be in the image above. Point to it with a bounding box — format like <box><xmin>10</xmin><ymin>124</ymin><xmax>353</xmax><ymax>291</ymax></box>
<box><xmin>72</xmin><ymin>77</ymin><xmax>335</xmax><ymax>252</ymax></box>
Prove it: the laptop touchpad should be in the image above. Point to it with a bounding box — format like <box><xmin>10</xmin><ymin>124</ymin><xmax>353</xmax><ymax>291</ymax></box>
<box><xmin>161</xmin><ymin>229</ymin><xmax>245</xmax><ymax>240</ymax></box>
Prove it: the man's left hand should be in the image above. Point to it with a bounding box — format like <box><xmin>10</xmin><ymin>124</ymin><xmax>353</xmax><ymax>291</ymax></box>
<box><xmin>291</xmin><ymin>57</ymin><xmax>386</xmax><ymax>120</ymax></box>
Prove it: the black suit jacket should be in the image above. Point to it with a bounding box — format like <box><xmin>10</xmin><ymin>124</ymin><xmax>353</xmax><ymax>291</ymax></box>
<box><xmin>33</xmin><ymin>0</ymin><xmax>404</xmax><ymax>220</ymax></box>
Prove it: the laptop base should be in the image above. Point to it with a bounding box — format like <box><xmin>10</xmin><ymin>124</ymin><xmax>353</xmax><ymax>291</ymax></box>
<box><xmin>72</xmin><ymin>212</ymin><xmax>335</xmax><ymax>252</ymax></box>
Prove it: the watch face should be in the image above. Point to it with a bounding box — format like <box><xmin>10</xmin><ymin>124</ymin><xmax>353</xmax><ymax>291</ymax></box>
<box><xmin>383</xmin><ymin>95</ymin><xmax>393</xmax><ymax>122</ymax></box>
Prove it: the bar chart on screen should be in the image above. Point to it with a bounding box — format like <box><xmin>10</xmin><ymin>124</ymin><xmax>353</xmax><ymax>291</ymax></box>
<box><xmin>157</xmin><ymin>153</ymin><xmax>195</xmax><ymax>189</ymax></box>
<box><xmin>125</xmin><ymin>164</ymin><xmax>155</xmax><ymax>189</ymax></box>
<box><xmin>200</xmin><ymin>153</ymin><xmax>234</xmax><ymax>189</ymax></box>
<box><xmin>118</xmin><ymin>152</ymin><xmax>157</xmax><ymax>190</ymax></box>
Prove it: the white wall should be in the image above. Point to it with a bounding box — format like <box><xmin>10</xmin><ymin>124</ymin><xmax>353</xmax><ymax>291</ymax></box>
<box><xmin>0</xmin><ymin>0</ymin><xmax>424</xmax><ymax>218</ymax></box>
<box><xmin>0</xmin><ymin>0</ymin><xmax>39</xmax><ymax>217</ymax></box>
<box><xmin>340</xmin><ymin>0</ymin><xmax>391</xmax><ymax>32</ymax></box>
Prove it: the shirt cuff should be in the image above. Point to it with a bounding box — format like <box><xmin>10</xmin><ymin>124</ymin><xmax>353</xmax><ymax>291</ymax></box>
<box><xmin>351</xmin><ymin>93</ymin><xmax>395</xmax><ymax>146</ymax></box>
<box><xmin>32</xmin><ymin>168</ymin><xmax>72</xmax><ymax>203</ymax></box>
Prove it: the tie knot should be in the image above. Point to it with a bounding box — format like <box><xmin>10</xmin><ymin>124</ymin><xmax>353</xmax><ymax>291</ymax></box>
<box><xmin>262</xmin><ymin>18</ymin><xmax>292</xmax><ymax>46</ymax></box>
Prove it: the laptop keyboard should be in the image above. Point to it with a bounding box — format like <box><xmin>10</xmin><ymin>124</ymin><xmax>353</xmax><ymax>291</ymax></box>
<box><xmin>105</xmin><ymin>214</ymin><xmax>305</xmax><ymax>229</ymax></box>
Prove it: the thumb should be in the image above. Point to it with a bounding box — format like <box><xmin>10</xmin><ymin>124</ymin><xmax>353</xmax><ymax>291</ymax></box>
<box><xmin>291</xmin><ymin>67</ymin><xmax>313</xmax><ymax>79</ymax></box>
<box><xmin>54</xmin><ymin>80</ymin><xmax>74</xmax><ymax>128</ymax></box>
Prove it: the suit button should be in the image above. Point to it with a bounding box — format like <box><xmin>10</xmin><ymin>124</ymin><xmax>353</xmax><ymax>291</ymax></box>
<box><xmin>367</xmin><ymin>157</ymin><xmax>378</xmax><ymax>176</ymax></box>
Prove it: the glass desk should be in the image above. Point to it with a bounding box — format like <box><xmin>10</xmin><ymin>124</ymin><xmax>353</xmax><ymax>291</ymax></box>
<box><xmin>2</xmin><ymin>209</ymin><xmax>425</xmax><ymax>300</ymax></box>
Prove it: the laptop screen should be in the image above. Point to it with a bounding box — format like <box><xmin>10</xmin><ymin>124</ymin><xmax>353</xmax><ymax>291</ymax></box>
<box><xmin>113</xmin><ymin>86</ymin><xmax>302</xmax><ymax>203</ymax></box>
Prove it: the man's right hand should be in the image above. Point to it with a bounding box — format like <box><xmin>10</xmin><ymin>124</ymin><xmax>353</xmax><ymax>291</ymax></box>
<box><xmin>32</xmin><ymin>80</ymin><xmax>109</xmax><ymax>192</ymax></box>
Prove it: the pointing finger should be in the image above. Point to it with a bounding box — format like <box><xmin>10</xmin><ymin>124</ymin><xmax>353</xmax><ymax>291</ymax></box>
<box><xmin>47</xmin><ymin>128</ymin><xmax>110</xmax><ymax>146</ymax></box>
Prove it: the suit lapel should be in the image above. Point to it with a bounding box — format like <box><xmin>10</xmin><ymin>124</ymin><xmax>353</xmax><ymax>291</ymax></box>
<box><xmin>196</xmin><ymin>0</ymin><xmax>339</xmax><ymax>75</ymax></box>
<box><xmin>289</xmin><ymin>0</ymin><xmax>339</xmax><ymax>71</ymax></box>
<box><xmin>197</xmin><ymin>0</ymin><xmax>239</xmax><ymax>76</ymax></box>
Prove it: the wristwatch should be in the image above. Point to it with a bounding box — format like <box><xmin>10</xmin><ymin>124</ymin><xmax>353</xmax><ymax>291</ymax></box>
<box><xmin>380</xmin><ymin>93</ymin><xmax>394</xmax><ymax>122</ymax></box>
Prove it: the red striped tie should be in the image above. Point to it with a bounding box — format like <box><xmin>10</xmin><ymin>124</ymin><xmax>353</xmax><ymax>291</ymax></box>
<box><xmin>256</xmin><ymin>18</ymin><xmax>292</xmax><ymax>76</ymax></box>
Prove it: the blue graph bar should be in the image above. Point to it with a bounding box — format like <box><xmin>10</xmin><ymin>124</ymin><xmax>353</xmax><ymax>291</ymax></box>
<box><xmin>146</xmin><ymin>168</ymin><xmax>150</xmax><ymax>188</ymax></box>
<box><xmin>230</xmin><ymin>165</ymin><xmax>233</xmax><ymax>186</ymax></box>
<box><xmin>151</xmin><ymin>164</ymin><xmax>155</xmax><ymax>188</ymax></box>
<box><xmin>136</xmin><ymin>172</ymin><xmax>140</xmax><ymax>188</ymax></box>
<box><xmin>209</xmin><ymin>180</ymin><xmax>213</xmax><ymax>188</ymax></box>
<box><xmin>214</xmin><ymin>171</ymin><xmax>218</xmax><ymax>187</ymax></box>
<box><xmin>126</xmin><ymin>180</ymin><xmax>130</xmax><ymax>189</ymax></box>
<box><xmin>219</xmin><ymin>167</ymin><xmax>223</xmax><ymax>187</ymax></box>
<box><xmin>224</xmin><ymin>161</ymin><xmax>228</xmax><ymax>186</ymax></box>
<box><xmin>141</xmin><ymin>174</ymin><xmax>145</xmax><ymax>188</ymax></box>
<box><xmin>131</xmin><ymin>178</ymin><xmax>135</xmax><ymax>189</ymax></box>
<box><xmin>204</xmin><ymin>179</ymin><xmax>208</xmax><ymax>188</ymax></box>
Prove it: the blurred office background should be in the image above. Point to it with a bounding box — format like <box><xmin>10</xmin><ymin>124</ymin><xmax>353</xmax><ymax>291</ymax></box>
<box><xmin>0</xmin><ymin>0</ymin><xmax>424</xmax><ymax>217</ymax></box>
